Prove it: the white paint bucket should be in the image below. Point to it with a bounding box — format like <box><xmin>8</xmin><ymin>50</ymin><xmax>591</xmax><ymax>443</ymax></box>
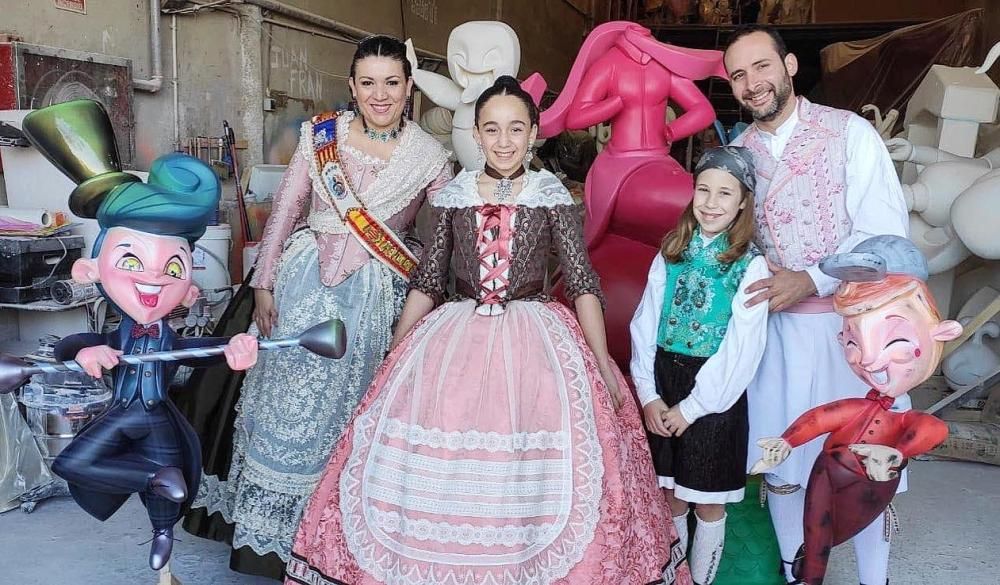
<box><xmin>193</xmin><ymin>223</ymin><xmax>232</xmax><ymax>297</ymax></box>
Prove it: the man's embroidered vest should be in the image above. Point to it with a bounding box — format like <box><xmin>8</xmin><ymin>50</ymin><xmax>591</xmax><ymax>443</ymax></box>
<box><xmin>733</xmin><ymin>97</ymin><xmax>853</xmax><ymax>270</ymax></box>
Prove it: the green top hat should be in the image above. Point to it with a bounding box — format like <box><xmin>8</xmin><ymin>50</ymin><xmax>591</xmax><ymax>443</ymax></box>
<box><xmin>21</xmin><ymin>99</ymin><xmax>140</xmax><ymax>218</ymax></box>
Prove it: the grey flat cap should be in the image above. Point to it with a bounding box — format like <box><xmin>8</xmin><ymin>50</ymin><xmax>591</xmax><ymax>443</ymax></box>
<box><xmin>819</xmin><ymin>235</ymin><xmax>929</xmax><ymax>282</ymax></box>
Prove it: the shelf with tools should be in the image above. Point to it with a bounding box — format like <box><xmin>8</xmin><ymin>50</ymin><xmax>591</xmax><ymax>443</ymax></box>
<box><xmin>0</xmin><ymin>297</ymin><xmax>94</xmax><ymax>311</ymax></box>
<box><xmin>0</xmin><ymin>338</ymin><xmax>43</xmax><ymax>358</ymax></box>
<box><xmin>0</xmin><ymin>301</ymin><xmax>100</xmax><ymax>358</ymax></box>
<box><xmin>0</xmin><ymin>231</ymin><xmax>102</xmax><ymax>355</ymax></box>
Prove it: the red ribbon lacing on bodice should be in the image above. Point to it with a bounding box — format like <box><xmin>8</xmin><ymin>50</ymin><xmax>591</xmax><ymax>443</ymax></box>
<box><xmin>475</xmin><ymin>204</ymin><xmax>516</xmax><ymax>307</ymax></box>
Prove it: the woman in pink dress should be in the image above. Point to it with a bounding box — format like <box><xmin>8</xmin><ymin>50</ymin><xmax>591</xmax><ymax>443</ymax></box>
<box><xmin>187</xmin><ymin>36</ymin><xmax>452</xmax><ymax>580</ymax></box>
<box><xmin>286</xmin><ymin>76</ymin><xmax>691</xmax><ymax>585</ymax></box>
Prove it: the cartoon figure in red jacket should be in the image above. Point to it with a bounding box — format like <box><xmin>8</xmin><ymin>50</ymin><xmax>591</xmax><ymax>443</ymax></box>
<box><xmin>750</xmin><ymin>234</ymin><xmax>961</xmax><ymax>584</ymax></box>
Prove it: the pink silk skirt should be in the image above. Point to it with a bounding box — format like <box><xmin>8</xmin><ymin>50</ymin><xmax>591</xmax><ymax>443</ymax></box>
<box><xmin>286</xmin><ymin>299</ymin><xmax>690</xmax><ymax>585</ymax></box>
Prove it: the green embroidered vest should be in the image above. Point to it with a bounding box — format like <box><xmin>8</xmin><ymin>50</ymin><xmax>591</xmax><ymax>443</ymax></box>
<box><xmin>657</xmin><ymin>231</ymin><xmax>756</xmax><ymax>358</ymax></box>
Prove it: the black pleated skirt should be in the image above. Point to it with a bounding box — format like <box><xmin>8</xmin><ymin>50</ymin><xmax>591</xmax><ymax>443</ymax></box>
<box><xmin>647</xmin><ymin>348</ymin><xmax>749</xmax><ymax>499</ymax></box>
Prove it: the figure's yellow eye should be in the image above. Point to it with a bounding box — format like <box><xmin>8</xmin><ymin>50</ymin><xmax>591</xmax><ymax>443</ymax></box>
<box><xmin>116</xmin><ymin>255</ymin><xmax>144</xmax><ymax>272</ymax></box>
<box><xmin>164</xmin><ymin>259</ymin><xmax>185</xmax><ymax>279</ymax></box>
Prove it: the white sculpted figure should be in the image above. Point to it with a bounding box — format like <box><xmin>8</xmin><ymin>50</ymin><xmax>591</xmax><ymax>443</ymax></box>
<box><xmin>418</xmin><ymin>106</ymin><xmax>455</xmax><ymax>153</ymax></box>
<box><xmin>883</xmin><ymin>41</ymin><xmax>1000</xmax><ymax>273</ymax></box>
<box><xmin>406</xmin><ymin>21</ymin><xmax>521</xmax><ymax>170</ymax></box>
<box><xmin>886</xmin><ymin>138</ymin><xmax>1000</xmax><ymax>272</ymax></box>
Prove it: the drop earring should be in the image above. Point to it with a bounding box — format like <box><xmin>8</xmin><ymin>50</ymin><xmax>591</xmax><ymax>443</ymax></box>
<box><xmin>403</xmin><ymin>94</ymin><xmax>413</xmax><ymax>124</ymax></box>
<box><xmin>476</xmin><ymin>142</ymin><xmax>485</xmax><ymax>168</ymax></box>
<box><xmin>523</xmin><ymin>140</ymin><xmax>535</xmax><ymax>168</ymax></box>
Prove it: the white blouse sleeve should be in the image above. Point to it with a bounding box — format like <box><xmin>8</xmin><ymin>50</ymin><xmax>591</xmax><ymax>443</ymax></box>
<box><xmin>678</xmin><ymin>256</ymin><xmax>770</xmax><ymax>424</ymax></box>
<box><xmin>805</xmin><ymin>114</ymin><xmax>910</xmax><ymax>297</ymax></box>
<box><xmin>629</xmin><ymin>256</ymin><xmax>667</xmax><ymax>407</ymax></box>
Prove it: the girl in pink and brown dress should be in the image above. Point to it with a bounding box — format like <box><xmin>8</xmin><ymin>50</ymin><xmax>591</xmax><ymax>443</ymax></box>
<box><xmin>285</xmin><ymin>76</ymin><xmax>691</xmax><ymax>585</ymax></box>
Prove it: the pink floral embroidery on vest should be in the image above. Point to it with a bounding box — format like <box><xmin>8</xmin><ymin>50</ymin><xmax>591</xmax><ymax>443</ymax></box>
<box><xmin>734</xmin><ymin>98</ymin><xmax>852</xmax><ymax>271</ymax></box>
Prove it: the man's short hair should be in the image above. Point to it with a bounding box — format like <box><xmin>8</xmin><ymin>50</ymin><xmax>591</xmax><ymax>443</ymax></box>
<box><xmin>726</xmin><ymin>25</ymin><xmax>789</xmax><ymax>60</ymax></box>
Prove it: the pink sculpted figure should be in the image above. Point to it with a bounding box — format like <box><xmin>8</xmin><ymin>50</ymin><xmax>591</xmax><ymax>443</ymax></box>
<box><xmin>523</xmin><ymin>21</ymin><xmax>727</xmax><ymax>369</ymax></box>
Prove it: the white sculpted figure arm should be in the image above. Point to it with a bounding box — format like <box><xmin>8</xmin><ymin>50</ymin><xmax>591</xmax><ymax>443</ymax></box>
<box><xmin>406</xmin><ymin>39</ymin><xmax>462</xmax><ymax>112</ymax></box>
<box><xmin>884</xmin><ymin>137</ymin><xmax>990</xmax><ymax>168</ymax></box>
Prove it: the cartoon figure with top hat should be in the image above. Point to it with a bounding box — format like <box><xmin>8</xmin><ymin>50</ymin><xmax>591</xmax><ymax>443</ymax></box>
<box><xmin>750</xmin><ymin>235</ymin><xmax>962</xmax><ymax>584</ymax></box>
<box><xmin>16</xmin><ymin>99</ymin><xmax>260</xmax><ymax>570</ymax></box>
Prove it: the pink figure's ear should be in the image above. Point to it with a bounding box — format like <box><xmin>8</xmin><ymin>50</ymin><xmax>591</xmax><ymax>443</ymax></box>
<box><xmin>181</xmin><ymin>284</ymin><xmax>200</xmax><ymax>308</ymax></box>
<box><xmin>71</xmin><ymin>258</ymin><xmax>100</xmax><ymax>284</ymax></box>
<box><xmin>521</xmin><ymin>72</ymin><xmax>547</xmax><ymax>107</ymax></box>
<box><xmin>932</xmin><ymin>319</ymin><xmax>963</xmax><ymax>342</ymax></box>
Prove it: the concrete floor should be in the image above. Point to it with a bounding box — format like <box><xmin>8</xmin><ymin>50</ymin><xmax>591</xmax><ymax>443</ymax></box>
<box><xmin>0</xmin><ymin>459</ymin><xmax>997</xmax><ymax>585</ymax></box>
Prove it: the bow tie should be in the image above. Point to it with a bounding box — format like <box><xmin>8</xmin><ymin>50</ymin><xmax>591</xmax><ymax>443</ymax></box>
<box><xmin>866</xmin><ymin>389</ymin><xmax>895</xmax><ymax>410</ymax></box>
<box><xmin>131</xmin><ymin>323</ymin><xmax>161</xmax><ymax>339</ymax></box>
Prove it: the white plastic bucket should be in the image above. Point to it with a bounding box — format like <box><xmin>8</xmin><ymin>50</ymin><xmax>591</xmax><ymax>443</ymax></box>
<box><xmin>193</xmin><ymin>224</ymin><xmax>232</xmax><ymax>296</ymax></box>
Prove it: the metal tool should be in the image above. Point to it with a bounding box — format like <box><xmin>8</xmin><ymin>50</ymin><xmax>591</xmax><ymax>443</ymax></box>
<box><xmin>0</xmin><ymin>318</ymin><xmax>346</xmax><ymax>394</ymax></box>
<box><xmin>222</xmin><ymin>120</ymin><xmax>252</xmax><ymax>242</ymax></box>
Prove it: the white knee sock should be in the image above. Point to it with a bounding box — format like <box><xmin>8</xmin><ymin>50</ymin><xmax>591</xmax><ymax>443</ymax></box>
<box><xmin>764</xmin><ymin>475</ymin><xmax>806</xmax><ymax>582</ymax></box>
<box><xmin>853</xmin><ymin>511</ymin><xmax>891</xmax><ymax>585</ymax></box>
<box><xmin>690</xmin><ymin>513</ymin><xmax>727</xmax><ymax>585</ymax></box>
<box><xmin>673</xmin><ymin>509</ymin><xmax>689</xmax><ymax>553</ymax></box>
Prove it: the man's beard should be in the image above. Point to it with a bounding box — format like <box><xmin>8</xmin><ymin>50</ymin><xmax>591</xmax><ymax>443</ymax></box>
<box><xmin>741</xmin><ymin>74</ymin><xmax>793</xmax><ymax>122</ymax></box>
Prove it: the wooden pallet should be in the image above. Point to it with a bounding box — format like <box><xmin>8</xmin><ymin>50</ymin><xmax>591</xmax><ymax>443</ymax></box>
<box><xmin>922</xmin><ymin>368</ymin><xmax>1000</xmax><ymax>465</ymax></box>
<box><xmin>924</xmin><ymin>366</ymin><xmax>1000</xmax><ymax>417</ymax></box>
<box><xmin>927</xmin><ymin>421</ymin><xmax>1000</xmax><ymax>466</ymax></box>
<box><xmin>911</xmin><ymin>375</ymin><xmax>989</xmax><ymax>423</ymax></box>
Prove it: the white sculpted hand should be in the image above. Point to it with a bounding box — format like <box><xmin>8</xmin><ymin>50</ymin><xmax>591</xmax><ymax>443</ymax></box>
<box><xmin>849</xmin><ymin>444</ymin><xmax>904</xmax><ymax>482</ymax></box>
<box><xmin>884</xmin><ymin>137</ymin><xmax>915</xmax><ymax>162</ymax></box>
<box><xmin>749</xmin><ymin>437</ymin><xmax>792</xmax><ymax>475</ymax></box>
<box><xmin>404</xmin><ymin>39</ymin><xmax>419</xmax><ymax>73</ymax></box>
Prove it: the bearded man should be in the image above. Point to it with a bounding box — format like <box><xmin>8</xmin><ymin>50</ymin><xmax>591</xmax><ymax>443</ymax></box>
<box><xmin>724</xmin><ymin>26</ymin><xmax>910</xmax><ymax>585</ymax></box>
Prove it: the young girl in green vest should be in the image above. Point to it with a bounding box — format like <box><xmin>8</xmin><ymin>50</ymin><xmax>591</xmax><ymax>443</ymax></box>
<box><xmin>630</xmin><ymin>145</ymin><xmax>770</xmax><ymax>585</ymax></box>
